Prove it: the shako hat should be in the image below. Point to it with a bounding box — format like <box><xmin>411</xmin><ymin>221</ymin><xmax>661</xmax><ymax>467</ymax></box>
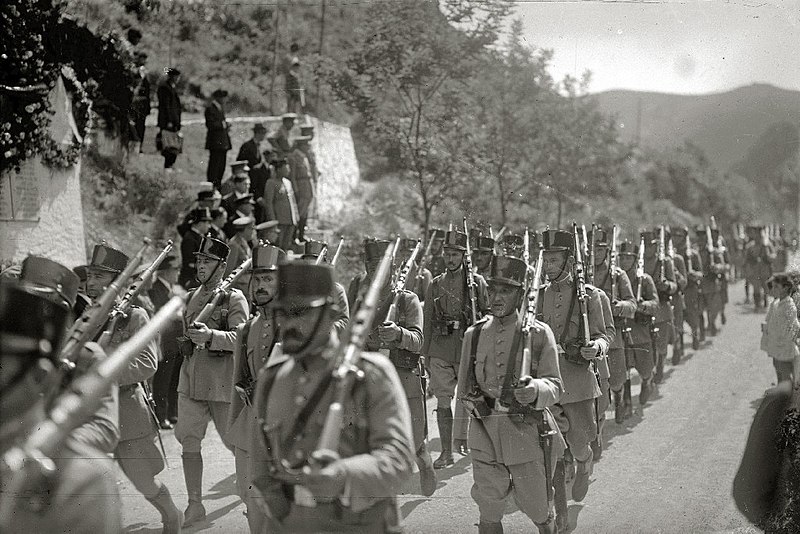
<box><xmin>364</xmin><ymin>238</ymin><xmax>392</xmax><ymax>263</ymax></box>
<box><xmin>618</xmin><ymin>240</ymin><xmax>637</xmax><ymax>255</ymax></box>
<box><xmin>0</xmin><ymin>281</ymin><xmax>69</xmax><ymax>360</ymax></box>
<box><xmin>251</xmin><ymin>243</ymin><xmax>285</xmax><ymax>272</ymax></box>
<box><xmin>194</xmin><ymin>235</ymin><xmax>230</xmax><ymax>262</ymax></box>
<box><xmin>273</xmin><ymin>263</ymin><xmax>334</xmax><ymax>310</ymax></box>
<box><xmin>427</xmin><ymin>228</ymin><xmax>445</xmax><ymax>241</ymax></box>
<box><xmin>488</xmin><ymin>256</ymin><xmax>527</xmax><ymax>288</ymax></box>
<box><xmin>541</xmin><ymin>229</ymin><xmax>574</xmax><ymax>254</ymax></box>
<box><xmin>471</xmin><ymin>234</ymin><xmax>495</xmax><ymax>252</ymax></box>
<box><xmin>443</xmin><ymin>230</ymin><xmax>467</xmax><ymax>251</ymax></box>
<box><xmin>501</xmin><ymin>233</ymin><xmax>525</xmax><ymax>256</ymax></box>
<box><xmin>588</xmin><ymin>227</ymin><xmax>608</xmax><ymax>246</ymax></box>
<box><xmin>190</xmin><ymin>207</ymin><xmax>213</xmax><ymax>224</ymax></box>
<box><xmin>231</xmin><ymin>161</ymin><xmax>251</xmax><ymax>177</ymax></box>
<box><xmin>89</xmin><ymin>244</ymin><xmax>129</xmax><ymax>274</ymax></box>
<box><xmin>398</xmin><ymin>237</ymin><xmax>419</xmax><ymax>252</ymax></box>
<box><xmin>640</xmin><ymin>230</ymin><xmax>656</xmax><ymax>245</ymax></box>
<box><xmin>20</xmin><ymin>256</ymin><xmax>80</xmax><ymax>308</ymax></box>
<box><xmin>302</xmin><ymin>239</ymin><xmax>327</xmax><ymax>259</ymax></box>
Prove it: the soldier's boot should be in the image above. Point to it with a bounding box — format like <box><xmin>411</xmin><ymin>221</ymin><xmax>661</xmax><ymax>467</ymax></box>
<box><xmin>563</xmin><ymin>448</ymin><xmax>576</xmax><ymax>485</ymax></box>
<box><xmin>454</xmin><ymin>439</ymin><xmax>470</xmax><ymax>456</ymax></box>
<box><xmin>591</xmin><ymin>418</ymin><xmax>604</xmax><ymax>460</ymax></box>
<box><xmin>146</xmin><ymin>483</ymin><xmax>184</xmax><ymax>534</ymax></box>
<box><xmin>535</xmin><ymin>513</ymin><xmax>557</xmax><ymax>534</ymax></box>
<box><xmin>654</xmin><ymin>353</ymin><xmax>665</xmax><ymax>384</ymax></box>
<box><xmin>554</xmin><ymin>460</ymin><xmax>568</xmax><ymax>533</ymax></box>
<box><xmin>477</xmin><ymin>520</ymin><xmax>503</xmax><ymax>534</ymax></box>
<box><xmin>623</xmin><ymin>380</ymin><xmax>634</xmax><ymax>418</ymax></box>
<box><xmin>639</xmin><ymin>377</ymin><xmax>652</xmax><ymax>405</ymax></box>
<box><xmin>416</xmin><ymin>442</ymin><xmax>437</xmax><ymax>497</ymax></box>
<box><xmin>182</xmin><ymin>452</ymin><xmax>207</xmax><ymax>526</ymax></box>
<box><xmin>691</xmin><ymin>327</ymin><xmax>700</xmax><ymax>350</ymax></box>
<box><xmin>672</xmin><ymin>334</ymin><xmax>683</xmax><ymax>365</ymax></box>
<box><xmin>571</xmin><ymin>449</ymin><xmax>593</xmax><ymax>502</ymax></box>
<box><xmin>613</xmin><ymin>389</ymin><xmax>625</xmax><ymax>424</ymax></box>
<box><xmin>721</xmin><ymin>309</ymin><xmax>727</xmax><ymax>325</ymax></box>
<box><xmin>433</xmin><ymin>408</ymin><xmax>454</xmax><ymax>469</ymax></box>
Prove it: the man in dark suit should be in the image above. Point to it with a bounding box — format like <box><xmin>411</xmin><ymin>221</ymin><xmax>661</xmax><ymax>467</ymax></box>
<box><xmin>131</xmin><ymin>52</ymin><xmax>151</xmax><ymax>152</ymax></box>
<box><xmin>236</xmin><ymin>123</ymin><xmax>271</xmax><ymax>203</ymax></box>
<box><xmin>179</xmin><ymin>207</ymin><xmax>212</xmax><ymax>290</ymax></box>
<box><xmin>205</xmin><ymin>89</ymin><xmax>232</xmax><ymax>190</ymax></box>
<box><xmin>157</xmin><ymin>67</ymin><xmax>182</xmax><ymax>169</ymax></box>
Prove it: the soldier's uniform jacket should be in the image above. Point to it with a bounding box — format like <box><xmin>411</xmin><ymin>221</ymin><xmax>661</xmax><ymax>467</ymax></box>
<box><xmin>623</xmin><ymin>269</ymin><xmax>660</xmax><ymax>347</ymax></box>
<box><xmin>744</xmin><ymin>241</ymin><xmax>775</xmax><ymax>283</ymax></box>
<box><xmin>643</xmin><ymin>255</ymin><xmax>678</xmax><ymax>323</ymax></box>
<box><xmin>671</xmin><ymin>253</ymin><xmax>688</xmax><ymax>314</ymax></box>
<box><xmin>179</xmin><ymin>286</ymin><xmax>249</xmax><ymax>402</ymax></box>
<box><xmin>422</xmin><ymin>266</ymin><xmax>488</xmax><ymax>364</ymax></box>
<box><xmin>228</xmin><ymin>311</ymin><xmax>277</xmax><ymax>451</ymax></box>
<box><xmin>682</xmin><ymin>247</ymin><xmax>704</xmax><ymax>295</ymax></box>
<box><xmin>538</xmin><ymin>275</ymin><xmax>609</xmax><ymax>405</ymax></box>
<box><xmin>428</xmin><ymin>255</ymin><xmax>446</xmax><ymax>279</ymax></box>
<box><xmin>592</xmin><ymin>264</ymin><xmax>637</xmax><ymax>350</ymax></box>
<box><xmin>249</xmin><ymin>345</ymin><xmax>414</xmax><ymax>520</ymax></box>
<box><xmin>457</xmin><ymin>313</ymin><xmax>566</xmax><ymax>465</ymax></box>
<box><xmin>408</xmin><ymin>261</ymin><xmax>433</xmax><ymax>303</ymax></box>
<box><xmin>590</xmin><ymin>283</ymin><xmax>615</xmax><ymax>380</ymax></box>
<box><xmin>106</xmin><ymin>306</ymin><xmax>159</xmax><ymax>441</ymax></box>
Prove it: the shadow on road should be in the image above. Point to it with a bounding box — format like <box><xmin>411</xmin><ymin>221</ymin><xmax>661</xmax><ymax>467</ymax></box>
<box><xmin>125</xmin><ymin>523</ymin><xmax>160</xmax><ymax>534</ymax></box>
<box><xmin>207</xmin><ymin>473</ymin><xmax>237</xmax><ymax>500</ymax></box>
<box><xmin>400</xmin><ymin>498</ymin><xmax>428</xmax><ymax>518</ymax></box>
<box><xmin>182</xmin><ymin>500</ymin><xmax>242</xmax><ymax>533</ymax></box>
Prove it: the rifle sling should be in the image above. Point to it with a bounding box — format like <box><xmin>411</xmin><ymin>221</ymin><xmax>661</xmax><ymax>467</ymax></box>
<box><xmin>559</xmin><ymin>288</ymin><xmax>578</xmax><ymax>347</ymax></box>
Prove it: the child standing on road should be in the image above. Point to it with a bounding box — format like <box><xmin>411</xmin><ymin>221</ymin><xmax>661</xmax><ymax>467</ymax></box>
<box><xmin>762</xmin><ymin>272</ymin><xmax>800</xmax><ymax>384</ymax></box>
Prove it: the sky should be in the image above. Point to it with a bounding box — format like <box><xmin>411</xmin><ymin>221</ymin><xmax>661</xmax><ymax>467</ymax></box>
<box><xmin>514</xmin><ymin>0</ymin><xmax>800</xmax><ymax>95</ymax></box>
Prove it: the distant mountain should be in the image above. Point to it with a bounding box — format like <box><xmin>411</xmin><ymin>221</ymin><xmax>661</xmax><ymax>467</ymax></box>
<box><xmin>591</xmin><ymin>84</ymin><xmax>800</xmax><ymax>171</ymax></box>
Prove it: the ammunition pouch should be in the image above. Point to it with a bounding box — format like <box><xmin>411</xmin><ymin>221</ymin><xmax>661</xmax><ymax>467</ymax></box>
<box><xmin>235</xmin><ymin>377</ymin><xmax>256</xmax><ymax>406</ymax></box>
<box><xmin>561</xmin><ymin>340</ymin><xmax>590</xmax><ymax>368</ymax></box>
<box><xmin>634</xmin><ymin>311</ymin><xmax>655</xmax><ymax>326</ymax></box>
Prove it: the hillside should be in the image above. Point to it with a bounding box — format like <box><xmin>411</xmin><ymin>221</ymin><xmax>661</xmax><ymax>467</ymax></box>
<box><xmin>592</xmin><ymin>84</ymin><xmax>800</xmax><ymax>171</ymax></box>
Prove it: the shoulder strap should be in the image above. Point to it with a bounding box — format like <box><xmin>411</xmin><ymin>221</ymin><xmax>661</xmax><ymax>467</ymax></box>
<box><xmin>501</xmin><ymin>325</ymin><xmax>523</xmax><ymax>393</ymax></box>
<box><xmin>559</xmin><ymin>289</ymin><xmax>578</xmax><ymax>345</ymax></box>
<box><xmin>470</xmin><ymin>319</ymin><xmax>487</xmax><ymax>360</ymax></box>
<box><xmin>240</xmin><ymin>318</ymin><xmax>253</xmax><ymax>382</ymax></box>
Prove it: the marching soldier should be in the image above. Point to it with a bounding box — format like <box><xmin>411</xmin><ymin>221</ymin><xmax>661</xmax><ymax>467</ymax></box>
<box><xmin>641</xmin><ymin>230</ymin><xmax>678</xmax><ymax>383</ymax></box>
<box><xmin>537</xmin><ymin>229</ymin><xmax>608</xmax><ymax>530</ymax></box>
<box><xmin>176</xmin><ymin>235</ymin><xmax>250</xmax><ymax>526</ymax></box>
<box><xmin>422</xmin><ymin>229</ymin><xmax>489</xmax><ymax>469</ymax></box>
<box><xmin>673</xmin><ymin>227</ymin><xmax>705</xmax><ymax>349</ymax></box>
<box><xmin>85</xmin><ymin>243</ymin><xmax>185</xmax><ymax>532</ymax></box>
<box><xmin>666</xmin><ymin>227</ymin><xmax>689</xmax><ymax>364</ymax></box>
<box><xmin>400</xmin><ymin>237</ymin><xmax>433</xmax><ymax>303</ymax></box>
<box><xmin>0</xmin><ymin>282</ymin><xmax>122</xmax><ymax>533</ymax></box>
<box><xmin>248</xmin><ymin>262</ymin><xmax>415</xmax><ymax>532</ymax></box>
<box><xmin>744</xmin><ymin>225</ymin><xmax>775</xmax><ymax>311</ymax></box>
<box><xmin>457</xmin><ymin>255</ymin><xmax>565</xmax><ymax>534</ymax></box>
<box><xmin>618</xmin><ymin>241</ymin><xmax>660</xmax><ymax>408</ymax></box>
<box><xmin>696</xmin><ymin>226</ymin><xmax>725</xmax><ymax>336</ymax></box>
<box><xmin>425</xmin><ymin>228</ymin><xmax>447</xmax><ymax>278</ymax></box>
<box><xmin>589</xmin><ymin>227</ymin><xmax>637</xmax><ymax>424</ymax></box>
<box><xmin>228</xmin><ymin>243</ymin><xmax>285</xmax><ymax>532</ymax></box>
<box><xmin>500</xmin><ymin>233</ymin><xmax>525</xmax><ymax>258</ymax></box>
<box><xmin>711</xmin><ymin>225</ymin><xmax>731</xmax><ymax>325</ymax></box>
<box><xmin>347</xmin><ymin>238</ymin><xmax>437</xmax><ymax>497</ymax></box>
<box><xmin>303</xmin><ymin>239</ymin><xmax>350</xmax><ymax>337</ymax></box>
<box><xmin>470</xmin><ymin>231</ymin><xmax>495</xmax><ymax>279</ymax></box>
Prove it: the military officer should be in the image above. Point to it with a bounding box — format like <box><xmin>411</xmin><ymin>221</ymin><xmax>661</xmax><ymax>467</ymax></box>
<box><xmin>302</xmin><ymin>239</ymin><xmax>350</xmax><ymax>337</ymax></box>
<box><xmin>0</xmin><ymin>282</ymin><xmax>122</xmax><ymax>533</ymax></box>
<box><xmin>456</xmin><ymin>255</ymin><xmax>565</xmax><ymax>534</ymax></box>
<box><xmin>248</xmin><ymin>262</ymin><xmax>415</xmax><ymax>532</ymax></box>
<box><xmin>84</xmin><ymin>243</ymin><xmax>185</xmax><ymax>533</ymax></box>
<box><xmin>348</xmin><ymin>238</ymin><xmax>437</xmax><ymax>497</ymax></box>
<box><xmin>176</xmin><ymin>235</ymin><xmax>250</xmax><ymax>525</ymax></box>
<box><xmin>537</xmin><ymin>229</ymin><xmax>608</xmax><ymax>530</ymax></box>
<box><xmin>618</xmin><ymin>241</ymin><xmax>660</xmax><ymax>408</ymax></box>
<box><xmin>228</xmin><ymin>243</ymin><xmax>285</xmax><ymax>533</ymax></box>
<box><xmin>470</xmin><ymin>232</ymin><xmax>495</xmax><ymax>279</ymax></box>
<box><xmin>641</xmin><ymin>230</ymin><xmax>678</xmax><ymax>383</ymax></box>
<box><xmin>423</xmin><ymin>229</ymin><xmax>489</xmax><ymax>469</ymax></box>
<box><xmin>589</xmin><ymin>228</ymin><xmax>637</xmax><ymax>423</ymax></box>
<box><xmin>673</xmin><ymin>227</ymin><xmax>705</xmax><ymax>349</ymax></box>
<box><xmin>666</xmin><ymin>227</ymin><xmax>688</xmax><ymax>364</ymax></box>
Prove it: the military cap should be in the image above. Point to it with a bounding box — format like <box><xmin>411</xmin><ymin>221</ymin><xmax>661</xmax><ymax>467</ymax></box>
<box><xmin>20</xmin><ymin>256</ymin><xmax>80</xmax><ymax>308</ymax></box>
<box><xmin>89</xmin><ymin>244</ymin><xmax>129</xmax><ymax>274</ymax></box>
<box><xmin>197</xmin><ymin>189</ymin><xmax>222</xmax><ymax>202</ymax></box>
<box><xmin>212</xmin><ymin>89</ymin><xmax>228</xmax><ymax>98</ymax></box>
<box><xmin>253</xmin><ymin>122</ymin><xmax>268</xmax><ymax>133</ymax></box>
<box><xmin>232</xmin><ymin>216</ymin><xmax>255</xmax><ymax>230</ymax></box>
<box><xmin>588</xmin><ymin>227</ymin><xmax>608</xmax><ymax>246</ymax></box>
<box><xmin>488</xmin><ymin>256</ymin><xmax>527</xmax><ymax>288</ymax></box>
<box><xmin>364</xmin><ymin>238</ymin><xmax>392</xmax><ymax>263</ymax></box>
<box><xmin>618</xmin><ymin>240</ymin><xmax>637</xmax><ymax>255</ymax></box>
<box><xmin>155</xmin><ymin>254</ymin><xmax>179</xmax><ymax>271</ymax></box>
<box><xmin>189</xmin><ymin>207</ymin><xmax>213</xmax><ymax>223</ymax></box>
<box><xmin>281</xmin><ymin>113</ymin><xmax>298</xmax><ymax>121</ymax></box>
<box><xmin>427</xmin><ymin>228</ymin><xmax>445</xmax><ymax>241</ymax></box>
<box><xmin>541</xmin><ymin>229</ymin><xmax>574</xmax><ymax>253</ymax></box>
<box><xmin>194</xmin><ymin>235</ymin><xmax>230</xmax><ymax>262</ymax></box>
<box><xmin>73</xmin><ymin>265</ymin><xmax>87</xmax><ymax>282</ymax></box>
<box><xmin>443</xmin><ymin>230</ymin><xmax>468</xmax><ymax>251</ymax></box>
<box><xmin>0</xmin><ymin>281</ymin><xmax>69</xmax><ymax>361</ymax></box>
<box><xmin>252</xmin><ymin>243</ymin><xmax>285</xmax><ymax>272</ymax></box>
<box><xmin>231</xmin><ymin>161</ymin><xmax>251</xmax><ymax>177</ymax></box>
<box><xmin>256</xmin><ymin>220</ymin><xmax>279</xmax><ymax>231</ymax></box>
<box><xmin>273</xmin><ymin>263</ymin><xmax>334</xmax><ymax>310</ymax></box>
<box><xmin>471</xmin><ymin>235</ymin><xmax>495</xmax><ymax>252</ymax></box>
<box><xmin>302</xmin><ymin>239</ymin><xmax>327</xmax><ymax>259</ymax></box>
<box><xmin>501</xmin><ymin>233</ymin><xmax>525</xmax><ymax>255</ymax></box>
<box><xmin>399</xmin><ymin>237</ymin><xmax>419</xmax><ymax>252</ymax></box>
<box><xmin>232</xmin><ymin>194</ymin><xmax>255</xmax><ymax>206</ymax></box>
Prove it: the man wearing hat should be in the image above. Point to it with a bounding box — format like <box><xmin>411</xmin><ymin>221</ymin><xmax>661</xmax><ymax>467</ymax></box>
<box><xmin>205</xmin><ymin>88</ymin><xmax>232</xmax><ymax>190</ymax></box>
<box><xmin>346</xmin><ymin>238</ymin><xmax>437</xmax><ymax>497</ymax></box>
<box><xmin>537</xmin><ymin>229</ymin><xmax>608</xmax><ymax>526</ymax></box>
<box><xmin>696</xmin><ymin>225</ymin><xmax>725</xmax><ymax>336</ymax></box>
<box><xmin>456</xmin><ymin>255</ymin><xmax>565</xmax><ymax>534</ymax></box>
<box><xmin>179</xmin><ymin>207</ymin><xmax>213</xmax><ymax>290</ymax></box>
<box><xmin>228</xmin><ymin>243</ymin><xmax>285</xmax><ymax>532</ymax></box>
<box><xmin>223</xmin><ymin>194</ymin><xmax>256</xmax><ymax>237</ymax></box>
<box><xmin>176</xmin><ymin>234</ymin><xmax>249</xmax><ymax>526</ymax></box>
<box><xmin>256</xmin><ymin>220</ymin><xmax>281</xmax><ymax>247</ymax></box>
<box><xmin>665</xmin><ymin>227</ymin><xmax>689</xmax><ymax>364</ymax></box>
<box><xmin>157</xmin><ymin>67</ymin><xmax>182</xmax><ymax>169</ymax></box>
<box><xmin>470</xmin><ymin>231</ymin><xmax>495</xmax><ymax>279</ymax></box>
<box><xmin>422</xmin><ymin>228</ymin><xmax>489</xmax><ymax>469</ymax></box>
<box><xmin>177</xmin><ymin>190</ymin><xmax>223</xmax><ymax>237</ymax></box>
<box><xmin>0</xmin><ymin>282</ymin><xmax>122</xmax><ymax>533</ymax></box>
<box><xmin>209</xmin><ymin>206</ymin><xmax>228</xmax><ymax>241</ymax></box>
<box><xmin>222</xmin><ymin>161</ymin><xmax>252</xmax><ymax>212</ymax></box>
<box><xmin>85</xmin><ymin>243</ymin><xmax>185</xmax><ymax>533</ymax></box>
<box><xmin>500</xmin><ymin>233</ymin><xmax>525</xmax><ymax>258</ymax></box>
<box><xmin>271</xmin><ymin>113</ymin><xmax>297</xmax><ymax>157</ymax></box>
<box><xmin>304</xmin><ymin>239</ymin><xmax>350</xmax><ymax>338</ymax></box>
<box><xmin>425</xmin><ymin>228</ymin><xmax>447</xmax><ymax>278</ymax></box>
<box><xmin>289</xmin><ymin>136</ymin><xmax>315</xmax><ymax>241</ymax></box>
<box><xmin>641</xmin><ymin>229</ymin><xmax>678</xmax><ymax>383</ymax></box>
<box><xmin>262</xmin><ymin>156</ymin><xmax>300</xmax><ymax>251</ymax></box>
<box><xmin>673</xmin><ymin>227</ymin><xmax>705</xmax><ymax>350</ymax></box>
<box><xmin>226</xmin><ymin>216</ymin><xmax>256</xmax><ymax>295</ymax></box>
<box><xmin>236</xmin><ymin>122</ymin><xmax>272</xmax><ymax>201</ymax></box>
<box><xmin>248</xmin><ymin>262</ymin><xmax>414</xmax><ymax>532</ymax></box>
<box><xmin>588</xmin><ymin>227</ymin><xmax>637</xmax><ymax>424</ymax></box>
<box><xmin>745</xmin><ymin>225</ymin><xmax>775</xmax><ymax>311</ymax></box>
<box><xmin>618</xmin><ymin>240</ymin><xmax>660</xmax><ymax>411</ymax></box>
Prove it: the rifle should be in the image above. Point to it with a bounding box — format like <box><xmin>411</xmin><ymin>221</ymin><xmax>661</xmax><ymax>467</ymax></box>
<box><xmin>636</xmin><ymin>236</ymin><xmax>646</xmax><ymax>302</ymax></box>
<box><xmin>0</xmin><ymin>296</ymin><xmax>185</xmax><ymax>522</ymax></box>
<box><xmin>96</xmin><ymin>241</ymin><xmax>174</xmax><ymax>347</ymax></box>
<box><xmin>386</xmin><ymin>239</ymin><xmax>421</xmax><ymax>322</ymax></box>
<box><xmin>311</xmin><ymin>242</ymin><xmax>396</xmax><ymax>466</ymax></box>
<box><xmin>658</xmin><ymin>225</ymin><xmax>666</xmax><ymax>285</ymax></box>
<box><xmin>57</xmin><ymin>239</ymin><xmax>151</xmax><ymax>372</ymax></box>
<box><xmin>314</xmin><ymin>246</ymin><xmax>329</xmax><ymax>265</ymax></box>
<box><xmin>610</xmin><ymin>225</ymin><xmax>618</xmax><ymax>301</ymax></box>
<box><xmin>463</xmin><ymin>217</ymin><xmax>479</xmax><ymax>324</ymax></box>
<box><xmin>329</xmin><ymin>236</ymin><xmax>345</xmax><ymax>267</ymax></box>
<box><xmin>523</xmin><ymin>227</ymin><xmax>531</xmax><ymax>267</ymax></box>
<box><xmin>573</xmin><ymin>223</ymin><xmax>592</xmax><ymax>346</ymax></box>
<box><xmin>588</xmin><ymin>223</ymin><xmax>596</xmax><ymax>284</ymax></box>
<box><xmin>519</xmin><ymin>245</ymin><xmax>545</xmax><ymax>387</ymax></box>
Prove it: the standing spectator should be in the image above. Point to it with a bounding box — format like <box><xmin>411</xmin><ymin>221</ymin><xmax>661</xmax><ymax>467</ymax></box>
<box><xmin>149</xmin><ymin>255</ymin><xmax>185</xmax><ymax>429</ymax></box>
<box><xmin>260</xmin><ymin>156</ymin><xmax>299</xmax><ymax>252</ymax></box>
<box><xmin>236</xmin><ymin>123</ymin><xmax>271</xmax><ymax>203</ymax></box>
<box><xmin>179</xmin><ymin>207</ymin><xmax>212</xmax><ymax>290</ymax></box>
<box><xmin>288</xmin><ymin>136</ymin><xmax>313</xmax><ymax>241</ymax></box>
<box><xmin>131</xmin><ymin>52</ymin><xmax>151</xmax><ymax>153</ymax></box>
<box><xmin>177</xmin><ymin>190</ymin><xmax>221</xmax><ymax>236</ymax></box>
<box><xmin>204</xmin><ymin>89</ymin><xmax>232</xmax><ymax>191</ymax></box>
<box><xmin>221</xmin><ymin>162</ymin><xmax>252</xmax><ymax>216</ymax></box>
<box><xmin>762</xmin><ymin>272</ymin><xmax>800</xmax><ymax>384</ymax></box>
<box><xmin>270</xmin><ymin>113</ymin><xmax>296</xmax><ymax>158</ymax></box>
<box><xmin>255</xmin><ymin>220</ymin><xmax>281</xmax><ymax>246</ymax></box>
<box><xmin>286</xmin><ymin>57</ymin><xmax>304</xmax><ymax>114</ymax></box>
<box><xmin>225</xmin><ymin>216</ymin><xmax>255</xmax><ymax>295</ymax></box>
<box><xmin>157</xmin><ymin>67</ymin><xmax>182</xmax><ymax>169</ymax></box>
<box><xmin>209</xmin><ymin>207</ymin><xmax>228</xmax><ymax>241</ymax></box>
